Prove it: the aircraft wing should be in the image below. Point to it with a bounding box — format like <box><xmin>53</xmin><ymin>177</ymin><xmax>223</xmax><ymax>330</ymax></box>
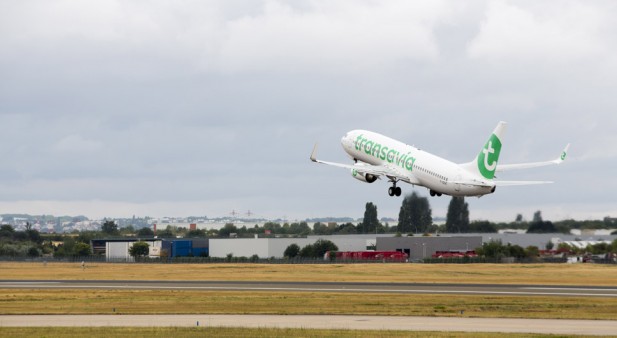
<box><xmin>310</xmin><ymin>144</ymin><xmax>420</xmax><ymax>184</ymax></box>
<box><xmin>496</xmin><ymin>144</ymin><xmax>570</xmax><ymax>172</ymax></box>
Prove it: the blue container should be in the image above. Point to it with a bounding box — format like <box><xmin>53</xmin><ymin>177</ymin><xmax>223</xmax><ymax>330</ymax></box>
<box><xmin>172</xmin><ymin>240</ymin><xmax>192</xmax><ymax>257</ymax></box>
<box><xmin>193</xmin><ymin>247</ymin><xmax>209</xmax><ymax>257</ymax></box>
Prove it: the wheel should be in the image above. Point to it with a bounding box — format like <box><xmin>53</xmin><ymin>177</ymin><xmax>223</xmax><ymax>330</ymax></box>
<box><xmin>430</xmin><ymin>190</ymin><xmax>436</xmax><ymax>197</ymax></box>
<box><xmin>395</xmin><ymin>187</ymin><xmax>402</xmax><ymax>196</ymax></box>
<box><xmin>388</xmin><ymin>187</ymin><xmax>394</xmax><ymax>196</ymax></box>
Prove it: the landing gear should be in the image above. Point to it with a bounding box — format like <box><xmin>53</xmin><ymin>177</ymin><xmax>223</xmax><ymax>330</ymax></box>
<box><xmin>429</xmin><ymin>190</ymin><xmax>442</xmax><ymax>197</ymax></box>
<box><xmin>388</xmin><ymin>182</ymin><xmax>402</xmax><ymax>197</ymax></box>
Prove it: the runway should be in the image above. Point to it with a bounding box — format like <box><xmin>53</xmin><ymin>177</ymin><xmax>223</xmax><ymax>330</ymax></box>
<box><xmin>1</xmin><ymin>314</ymin><xmax>616</xmax><ymax>335</ymax></box>
<box><xmin>2</xmin><ymin>280</ymin><xmax>617</xmax><ymax>297</ymax></box>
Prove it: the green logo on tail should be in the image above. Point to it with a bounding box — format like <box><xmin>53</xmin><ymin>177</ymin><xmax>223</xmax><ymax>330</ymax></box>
<box><xmin>478</xmin><ymin>134</ymin><xmax>502</xmax><ymax>179</ymax></box>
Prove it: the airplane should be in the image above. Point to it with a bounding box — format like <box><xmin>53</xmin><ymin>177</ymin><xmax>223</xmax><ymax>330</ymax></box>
<box><xmin>310</xmin><ymin>121</ymin><xmax>569</xmax><ymax>198</ymax></box>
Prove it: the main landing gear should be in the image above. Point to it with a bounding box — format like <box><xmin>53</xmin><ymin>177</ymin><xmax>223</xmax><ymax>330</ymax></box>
<box><xmin>429</xmin><ymin>190</ymin><xmax>442</xmax><ymax>197</ymax></box>
<box><xmin>388</xmin><ymin>181</ymin><xmax>402</xmax><ymax>197</ymax></box>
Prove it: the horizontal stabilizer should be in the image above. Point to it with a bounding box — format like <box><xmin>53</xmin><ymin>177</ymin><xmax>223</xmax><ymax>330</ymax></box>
<box><xmin>448</xmin><ymin>180</ymin><xmax>493</xmax><ymax>188</ymax></box>
<box><xmin>493</xmin><ymin>180</ymin><xmax>553</xmax><ymax>186</ymax></box>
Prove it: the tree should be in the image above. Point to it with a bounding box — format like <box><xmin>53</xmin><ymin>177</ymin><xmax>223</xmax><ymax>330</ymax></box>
<box><xmin>27</xmin><ymin>247</ymin><xmax>40</xmax><ymax>257</ymax></box>
<box><xmin>157</xmin><ymin>226</ymin><xmax>176</xmax><ymax>238</ymax></box>
<box><xmin>361</xmin><ymin>202</ymin><xmax>380</xmax><ymax>234</ymax></box>
<box><xmin>129</xmin><ymin>241</ymin><xmax>150</xmax><ymax>258</ymax></box>
<box><xmin>312</xmin><ymin>222</ymin><xmax>329</xmax><ymax>235</ymax></box>
<box><xmin>468</xmin><ymin>221</ymin><xmax>497</xmax><ymax>233</ymax></box>
<box><xmin>218</xmin><ymin>223</ymin><xmax>238</xmax><ymax>237</ymax></box>
<box><xmin>101</xmin><ymin>220</ymin><xmax>119</xmax><ymax>235</ymax></box>
<box><xmin>73</xmin><ymin>242</ymin><xmax>92</xmax><ymax>256</ymax></box>
<box><xmin>313</xmin><ymin>239</ymin><xmax>338</xmax><ymax>258</ymax></box>
<box><xmin>0</xmin><ymin>224</ymin><xmax>15</xmax><ymax>238</ymax></box>
<box><xmin>445</xmin><ymin>197</ymin><xmax>469</xmax><ymax>233</ymax></box>
<box><xmin>137</xmin><ymin>227</ymin><xmax>154</xmax><ymax>236</ymax></box>
<box><xmin>299</xmin><ymin>244</ymin><xmax>315</xmax><ymax>258</ymax></box>
<box><xmin>527</xmin><ymin>211</ymin><xmax>557</xmax><ymax>233</ymax></box>
<box><xmin>120</xmin><ymin>225</ymin><xmax>135</xmax><ymax>235</ymax></box>
<box><xmin>398</xmin><ymin>192</ymin><xmax>432</xmax><ymax>234</ymax></box>
<box><xmin>525</xmin><ymin>246</ymin><xmax>540</xmax><ymax>258</ymax></box>
<box><xmin>336</xmin><ymin>223</ymin><xmax>357</xmax><ymax>234</ymax></box>
<box><xmin>186</xmin><ymin>229</ymin><xmax>206</xmax><ymax>238</ymax></box>
<box><xmin>283</xmin><ymin>243</ymin><xmax>300</xmax><ymax>258</ymax></box>
<box><xmin>506</xmin><ymin>244</ymin><xmax>526</xmax><ymax>259</ymax></box>
<box><xmin>532</xmin><ymin>210</ymin><xmax>543</xmax><ymax>223</ymax></box>
<box><xmin>289</xmin><ymin>222</ymin><xmax>311</xmax><ymax>236</ymax></box>
<box><xmin>299</xmin><ymin>239</ymin><xmax>338</xmax><ymax>258</ymax></box>
<box><xmin>25</xmin><ymin>229</ymin><xmax>41</xmax><ymax>243</ymax></box>
<box><xmin>476</xmin><ymin>240</ymin><xmax>507</xmax><ymax>259</ymax></box>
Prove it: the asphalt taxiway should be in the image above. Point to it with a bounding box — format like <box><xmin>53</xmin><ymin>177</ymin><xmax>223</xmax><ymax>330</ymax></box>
<box><xmin>1</xmin><ymin>280</ymin><xmax>617</xmax><ymax>297</ymax></box>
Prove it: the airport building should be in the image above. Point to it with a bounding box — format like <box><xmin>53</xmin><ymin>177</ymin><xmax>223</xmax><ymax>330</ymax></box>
<box><xmin>209</xmin><ymin>235</ymin><xmax>376</xmax><ymax>258</ymax></box>
<box><xmin>376</xmin><ymin>236</ymin><xmax>482</xmax><ymax>261</ymax></box>
<box><xmin>91</xmin><ymin>238</ymin><xmax>209</xmax><ymax>261</ymax></box>
<box><xmin>92</xmin><ymin>232</ymin><xmax>616</xmax><ymax>261</ymax></box>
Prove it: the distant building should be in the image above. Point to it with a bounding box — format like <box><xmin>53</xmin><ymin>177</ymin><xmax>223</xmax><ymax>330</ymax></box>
<box><xmin>91</xmin><ymin>238</ymin><xmax>209</xmax><ymax>261</ymax></box>
<box><xmin>376</xmin><ymin>236</ymin><xmax>482</xmax><ymax>261</ymax></box>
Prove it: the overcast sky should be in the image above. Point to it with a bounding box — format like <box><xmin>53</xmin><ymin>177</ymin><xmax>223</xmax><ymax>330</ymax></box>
<box><xmin>1</xmin><ymin>1</ymin><xmax>616</xmax><ymax>222</ymax></box>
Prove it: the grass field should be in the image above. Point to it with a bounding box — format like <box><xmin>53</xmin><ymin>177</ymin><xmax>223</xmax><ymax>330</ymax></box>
<box><xmin>1</xmin><ymin>262</ymin><xmax>616</xmax><ymax>285</ymax></box>
<box><xmin>0</xmin><ymin>327</ymin><xmax>587</xmax><ymax>338</ymax></box>
<box><xmin>2</xmin><ymin>261</ymin><xmax>616</xmax><ymax>336</ymax></box>
<box><xmin>1</xmin><ymin>289</ymin><xmax>616</xmax><ymax>319</ymax></box>
<box><xmin>1</xmin><ymin>262</ymin><xmax>617</xmax><ymax>320</ymax></box>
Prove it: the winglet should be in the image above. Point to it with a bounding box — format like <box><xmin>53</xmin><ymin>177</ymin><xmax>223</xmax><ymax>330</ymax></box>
<box><xmin>310</xmin><ymin>143</ymin><xmax>318</xmax><ymax>162</ymax></box>
<box><xmin>553</xmin><ymin>143</ymin><xmax>570</xmax><ymax>164</ymax></box>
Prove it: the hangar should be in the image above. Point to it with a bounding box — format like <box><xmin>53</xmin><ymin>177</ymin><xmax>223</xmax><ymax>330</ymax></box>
<box><xmin>91</xmin><ymin>238</ymin><xmax>209</xmax><ymax>261</ymax></box>
<box><xmin>376</xmin><ymin>236</ymin><xmax>483</xmax><ymax>261</ymax></box>
<box><xmin>208</xmin><ymin>235</ymin><xmax>377</xmax><ymax>258</ymax></box>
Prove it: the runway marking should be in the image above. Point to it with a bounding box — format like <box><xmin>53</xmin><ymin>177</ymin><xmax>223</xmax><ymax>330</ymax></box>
<box><xmin>0</xmin><ymin>282</ymin><xmax>61</xmax><ymax>284</ymax></box>
<box><xmin>524</xmin><ymin>287</ymin><xmax>617</xmax><ymax>291</ymax></box>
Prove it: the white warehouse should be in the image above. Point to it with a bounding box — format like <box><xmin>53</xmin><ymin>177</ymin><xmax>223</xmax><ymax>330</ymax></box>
<box><xmin>106</xmin><ymin>240</ymin><xmax>162</xmax><ymax>261</ymax></box>
<box><xmin>209</xmin><ymin>235</ymin><xmax>376</xmax><ymax>258</ymax></box>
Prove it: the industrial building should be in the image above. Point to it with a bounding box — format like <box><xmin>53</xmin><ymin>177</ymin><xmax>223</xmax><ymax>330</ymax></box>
<box><xmin>92</xmin><ymin>232</ymin><xmax>616</xmax><ymax>262</ymax></box>
<box><xmin>209</xmin><ymin>235</ymin><xmax>377</xmax><ymax>258</ymax></box>
<box><xmin>91</xmin><ymin>238</ymin><xmax>209</xmax><ymax>261</ymax></box>
<box><xmin>376</xmin><ymin>236</ymin><xmax>483</xmax><ymax>261</ymax></box>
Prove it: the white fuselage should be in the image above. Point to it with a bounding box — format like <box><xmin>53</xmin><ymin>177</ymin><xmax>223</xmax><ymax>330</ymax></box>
<box><xmin>341</xmin><ymin>130</ymin><xmax>495</xmax><ymax>197</ymax></box>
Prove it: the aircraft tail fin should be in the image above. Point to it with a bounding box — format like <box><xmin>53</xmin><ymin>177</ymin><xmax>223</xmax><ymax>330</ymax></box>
<box><xmin>461</xmin><ymin>121</ymin><xmax>507</xmax><ymax>180</ymax></box>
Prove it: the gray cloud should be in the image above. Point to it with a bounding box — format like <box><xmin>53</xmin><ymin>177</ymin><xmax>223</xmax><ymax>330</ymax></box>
<box><xmin>0</xmin><ymin>0</ymin><xmax>615</xmax><ymax>221</ymax></box>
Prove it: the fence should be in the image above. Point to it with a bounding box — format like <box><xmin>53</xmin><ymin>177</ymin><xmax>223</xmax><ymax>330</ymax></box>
<box><xmin>2</xmin><ymin>255</ymin><xmax>616</xmax><ymax>265</ymax></box>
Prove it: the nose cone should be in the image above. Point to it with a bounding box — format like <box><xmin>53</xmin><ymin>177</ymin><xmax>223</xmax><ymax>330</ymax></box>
<box><xmin>341</xmin><ymin>132</ymin><xmax>353</xmax><ymax>149</ymax></box>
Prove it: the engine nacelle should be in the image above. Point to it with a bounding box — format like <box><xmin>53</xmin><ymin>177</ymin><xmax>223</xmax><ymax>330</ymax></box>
<box><xmin>351</xmin><ymin>169</ymin><xmax>378</xmax><ymax>183</ymax></box>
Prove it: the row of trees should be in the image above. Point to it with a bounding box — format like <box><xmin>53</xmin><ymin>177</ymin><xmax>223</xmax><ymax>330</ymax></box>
<box><xmin>475</xmin><ymin>238</ymin><xmax>617</xmax><ymax>259</ymax></box>
<box><xmin>283</xmin><ymin>239</ymin><xmax>338</xmax><ymax>259</ymax></box>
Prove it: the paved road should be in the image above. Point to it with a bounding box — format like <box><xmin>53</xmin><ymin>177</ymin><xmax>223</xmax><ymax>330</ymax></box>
<box><xmin>1</xmin><ymin>280</ymin><xmax>617</xmax><ymax>297</ymax></box>
<box><xmin>1</xmin><ymin>314</ymin><xmax>616</xmax><ymax>335</ymax></box>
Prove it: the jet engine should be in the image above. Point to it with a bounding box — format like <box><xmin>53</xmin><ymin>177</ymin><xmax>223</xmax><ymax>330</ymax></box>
<box><xmin>351</xmin><ymin>169</ymin><xmax>378</xmax><ymax>183</ymax></box>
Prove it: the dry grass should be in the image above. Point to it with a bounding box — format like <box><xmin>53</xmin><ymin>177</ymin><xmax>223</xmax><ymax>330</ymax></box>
<box><xmin>0</xmin><ymin>327</ymin><xmax>578</xmax><ymax>338</ymax></box>
<box><xmin>1</xmin><ymin>289</ymin><xmax>616</xmax><ymax>320</ymax></box>
<box><xmin>2</xmin><ymin>262</ymin><xmax>616</xmax><ymax>323</ymax></box>
<box><xmin>1</xmin><ymin>262</ymin><xmax>616</xmax><ymax>286</ymax></box>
